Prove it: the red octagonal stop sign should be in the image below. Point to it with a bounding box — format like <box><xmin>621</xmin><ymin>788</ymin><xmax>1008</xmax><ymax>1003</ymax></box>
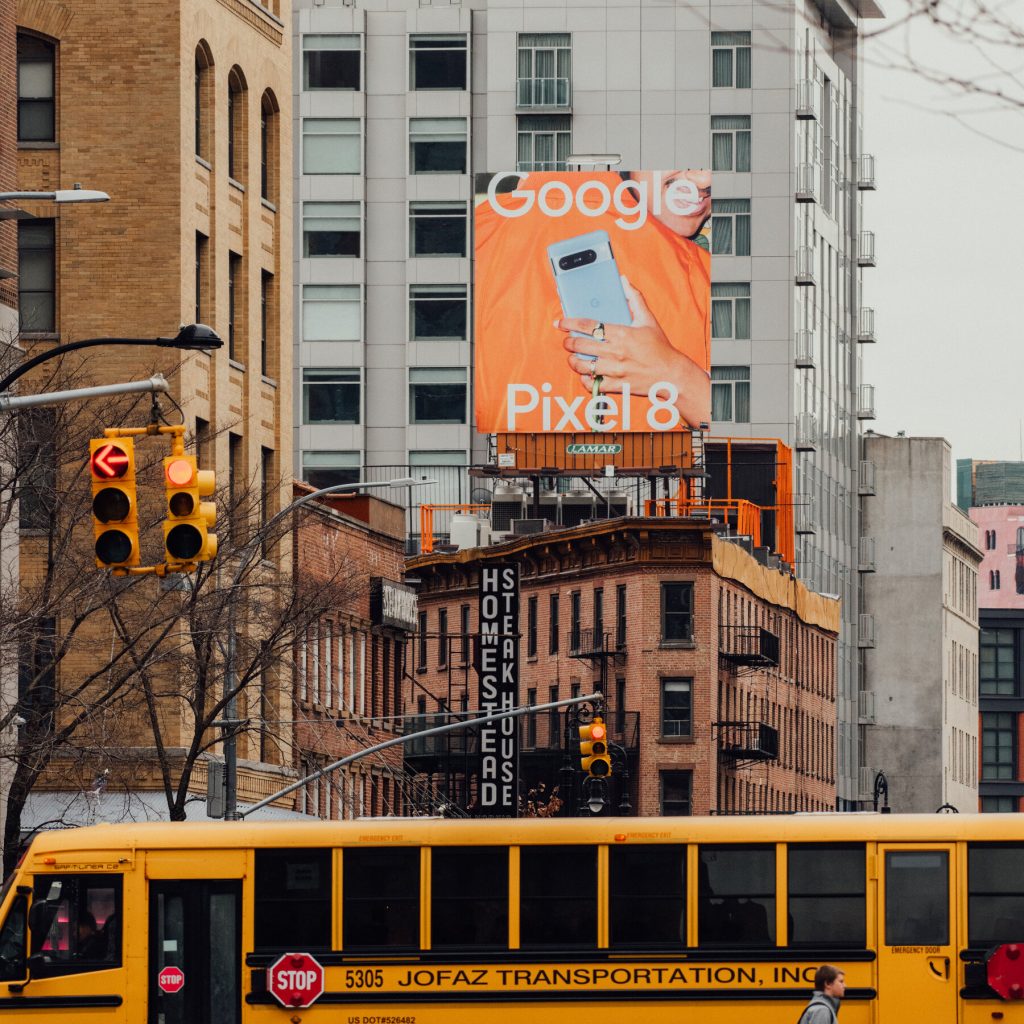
<box><xmin>267</xmin><ymin>951</ymin><xmax>325</xmax><ymax>1009</ymax></box>
<box><xmin>157</xmin><ymin>965</ymin><xmax>185</xmax><ymax>994</ymax></box>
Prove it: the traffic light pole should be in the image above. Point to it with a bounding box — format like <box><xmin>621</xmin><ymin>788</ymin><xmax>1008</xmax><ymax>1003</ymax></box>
<box><xmin>220</xmin><ymin>475</ymin><xmax>435</xmax><ymax>820</ymax></box>
<box><xmin>0</xmin><ymin>373</ymin><xmax>169</xmax><ymax>411</ymax></box>
<box><xmin>235</xmin><ymin>692</ymin><xmax>603</xmax><ymax>819</ymax></box>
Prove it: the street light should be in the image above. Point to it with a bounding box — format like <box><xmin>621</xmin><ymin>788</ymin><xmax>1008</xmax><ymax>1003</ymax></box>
<box><xmin>0</xmin><ymin>187</ymin><xmax>110</xmax><ymax>205</ymax></box>
<box><xmin>0</xmin><ymin>324</ymin><xmax>223</xmax><ymax>394</ymax></box>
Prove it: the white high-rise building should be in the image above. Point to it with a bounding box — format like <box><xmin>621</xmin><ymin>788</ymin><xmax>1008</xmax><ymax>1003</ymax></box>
<box><xmin>291</xmin><ymin>0</ymin><xmax>882</xmax><ymax>806</ymax></box>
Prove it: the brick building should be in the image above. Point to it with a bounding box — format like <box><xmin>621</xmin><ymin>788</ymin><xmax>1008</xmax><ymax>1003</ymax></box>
<box><xmin>12</xmin><ymin>0</ymin><xmax>293</xmax><ymax>824</ymax></box>
<box><xmin>405</xmin><ymin>518</ymin><xmax>839</xmax><ymax>817</ymax></box>
<box><xmin>291</xmin><ymin>485</ymin><xmax>424</xmax><ymax>819</ymax></box>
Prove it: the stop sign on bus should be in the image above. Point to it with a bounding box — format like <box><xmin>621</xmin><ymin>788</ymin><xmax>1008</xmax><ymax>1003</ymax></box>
<box><xmin>157</xmin><ymin>965</ymin><xmax>185</xmax><ymax>994</ymax></box>
<box><xmin>267</xmin><ymin>952</ymin><xmax>325</xmax><ymax>1009</ymax></box>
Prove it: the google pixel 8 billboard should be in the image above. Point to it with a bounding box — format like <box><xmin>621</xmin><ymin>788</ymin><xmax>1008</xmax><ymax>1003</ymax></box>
<box><xmin>474</xmin><ymin>170</ymin><xmax>712</xmax><ymax>436</ymax></box>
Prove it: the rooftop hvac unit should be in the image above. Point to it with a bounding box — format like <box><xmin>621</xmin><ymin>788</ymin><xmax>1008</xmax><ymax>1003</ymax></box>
<box><xmin>539</xmin><ymin>490</ymin><xmax>561</xmax><ymax>522</ymax></box>
<box><xmin>450</xmin><ymin>513</ymin><xmax>488</xmax><ymax>550</ymax></box>
<box><xmin>491</xmin><ymin>484</ymin><xmax>527</xmax><ymax>532</ymax></box>
<box><xmin>512</xmin><ymin>518</ymin><xmax>551</xmax><ymax>535</ymax></box>
<box><xmin>561</xmin><ymin>492</ymin><xmax>597</xmax><ymax>527</ymax></box>
<box><xmin>593</xmin><ymin>488</ymin><xmax>629</xmax><ymax>519</ymax></box>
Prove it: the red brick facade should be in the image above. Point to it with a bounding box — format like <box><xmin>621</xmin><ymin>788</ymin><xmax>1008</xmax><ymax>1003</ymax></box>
<box><xmin>291</xmin><ymin>487</ymin><xmax>414</xmax><ymax>819</ymax></box>
<box><xmin>0</xmin><ymin>1</ymin><xmax>15</xmax><ymax>310</ymax></box>
<box><xmin>405</xmin><ymin>519</ymin><xmax>838</xmax><ymax>817</ymax></box>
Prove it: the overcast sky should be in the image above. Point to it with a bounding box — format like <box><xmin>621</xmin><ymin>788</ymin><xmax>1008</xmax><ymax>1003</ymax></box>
<box><xmin>863</xmin><ymin>0</ymin><xmax>1024</xmax><ymax>468</ymax></box>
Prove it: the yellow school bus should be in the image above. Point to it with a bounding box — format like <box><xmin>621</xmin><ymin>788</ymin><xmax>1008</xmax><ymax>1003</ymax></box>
<box><xmin>0</xmin><ymin>813</ymin><xmax>1022</xmax><ymax>1022</ymax></box>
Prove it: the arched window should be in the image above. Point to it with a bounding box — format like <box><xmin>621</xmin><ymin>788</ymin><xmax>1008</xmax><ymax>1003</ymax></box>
<box><xmin>227</xmin><ymin>66</ymin><xmax>248</xmax><ymax>181</ymax></box>
<box><xmin>17</xmin><ymin>33</ymin><xmax>56</xmax><ymax>142</ymax></box>
<box><xmin>260</xmin><ymin>89</ymin><xmax>280</xmax><ymax>203</ymax></box>
<box><xmin>194</xmin><ymin>42</ymin><xmax>215</xmax><ymax>160</ymax></box>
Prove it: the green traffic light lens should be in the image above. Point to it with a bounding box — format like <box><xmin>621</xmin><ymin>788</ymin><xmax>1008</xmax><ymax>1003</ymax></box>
<box><xmin>166</xmin><ymin>523</ymin><xmax>203</xmax><ymax>560</ymax></box>
<box><xmin>93</xmin><ymin>487</ymin><xmax>131</xmax><ymax>524</ymax></box>
<box><xmin>96</xmin><ymin>529</ymin><xmax>133</xmax><ymax>565</ymax></box>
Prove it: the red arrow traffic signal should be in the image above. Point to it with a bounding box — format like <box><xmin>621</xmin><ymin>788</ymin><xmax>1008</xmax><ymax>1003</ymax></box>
<box><xmin>91</xmin><ymin>443</ymin><xmax>131</xmax><ymax>479</ymax></box>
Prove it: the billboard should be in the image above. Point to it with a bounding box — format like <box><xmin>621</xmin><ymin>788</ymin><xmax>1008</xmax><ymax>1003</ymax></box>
<box><xmin>474</xmin><ymin>170</ymin><xmax>711</xmax><ymax>437</ymax></box>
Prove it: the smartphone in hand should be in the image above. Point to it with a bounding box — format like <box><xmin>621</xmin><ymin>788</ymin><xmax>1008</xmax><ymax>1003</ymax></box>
<box><xmin>547</xmin><ymin>230</ymin><xmax>633</xmax><ymax>361</ymax></box>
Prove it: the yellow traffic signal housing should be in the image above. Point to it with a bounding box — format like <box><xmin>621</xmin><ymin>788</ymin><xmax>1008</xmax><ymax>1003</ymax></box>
<box><xmin>579</xmin><ymin>716</ymin><xmax>612</xmax><ymax>778</ymax></box>
<box><xmin>162</xmin><ymin>454</ymin><xmax>217</xmax><ymax>568</ymax></box>
<box><xmin>89</xmin><ymin>437</ymin><xmax>140</xmax><ymax>568</ymax></box>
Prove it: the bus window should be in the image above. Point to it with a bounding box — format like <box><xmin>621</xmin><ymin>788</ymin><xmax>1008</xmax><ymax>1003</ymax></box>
<box><xmin>698</xmin><ymin>845</ymin><xmax>775</xmax><ymax>947</ymax></box>
<box><xmin>788</xmin><ymin>844</ymin><xmax>865</xmax><ymax>948</ymax></box>
<box><xmin>520</xmin><ymin>846</ymin><xmax>596</xmax><ymax>950</ymax></box>
<box><xmin>431</xmin><ymin>847</ymin><xmax>508</xmax><ymax>949</ymax></box>
<box><xmin>609</xmin><ymin>844</ymin><xmax>685</xmax><ymax>949</ymax></box>
<box><xmin>0</xmin><ymin>895</ymin><xmax>27</xmax><ymax>980</ymax></box>
<box><xmin>968</xmin><ymin>843</ymin><xmax>1024</xmax><ymax>946</ymax></box>
<box><xmin>254</xmin><ymin>849</ymin><xmax>331</xmax><ymax>950</ymax></box>
<box><xmin>343</xmin><ymin>848</ymin><xmax>419</xmax><ymax>951</ymax></box>
<box><xmin>29</xmin><ymin>874</ymin><xmax>122</xmax><ymax>975</ymax></box>
<box><xmin>884</xmin><ymin>851</ymin><xmax>948</xmax><ymax>946</ymax></box>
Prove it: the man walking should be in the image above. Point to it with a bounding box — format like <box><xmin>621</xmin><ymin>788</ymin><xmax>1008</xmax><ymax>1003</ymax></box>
<box><xmin>797</xmin><ymin>964</ymin><xmax>846</xmax><ymax>1023</ymax></box>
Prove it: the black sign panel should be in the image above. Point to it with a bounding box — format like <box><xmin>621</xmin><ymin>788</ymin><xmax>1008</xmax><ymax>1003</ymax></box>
<box><xmin>476</xmin><ymin>564</ymin><xmax>520</xmax><ymax>816</ymax></box>
<box><xmin>370</xmin><ymin>578</ymin><xmax>419</xmax><ymax>632</ymax></box>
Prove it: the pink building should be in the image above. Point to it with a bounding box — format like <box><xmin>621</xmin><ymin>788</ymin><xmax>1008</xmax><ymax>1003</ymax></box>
<box><xmin>971</xmin><ymin>506</ymin><xmax>1024</xmax><ymax>608</ymax></box>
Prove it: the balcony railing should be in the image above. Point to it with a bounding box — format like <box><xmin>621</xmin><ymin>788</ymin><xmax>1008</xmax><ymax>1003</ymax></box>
<box><xmin>857</xmin><ymin>307</ymin><xmax>876</xmax><ymax>343</ymax></box>
<box><xmin>795</xmin><ymin>411</ymin><xmax>818</xmax><ymax>451</ymax></box>
<box><xmin>795</xmin><ymin>245</ymin><xmax>816</xmax><ymax>286</ymax></box>
<box><xmin>795</xmin><ymin>494</ymin><xmax>816</xmax><ymax>535</ymax></box>
<box><xmin>795</xmin><ymin>329</ymin><xmax>815</xmax><ymax>368</ymax></box>
<box><xmin>567</xmin><ymin>628</ymin><xmax>624</xmax><ymax>659</ymax></box>
<box><xmin>857</xmin><ymin>153</ymin><xmax>877</xmax><ymax>190</ymax></box>
<box><xmin>858</xmin><ymin>459</ymin><xmax>876</xmax><ymax>496</ymax></box>
<box><xmin>857</xmin><ymin>231</ymin><xmax>877</xmax><ymax>267</ymax></box>
<box><xmin>858</xmin><ymin>688</ymin><xmax>876</xmax><ymax>722</ymax></box>
<box><xmin>517</xmin><ymin>76</ymin><xmax>571</xmax><ymax>108</ymax></box>
<box><xmin>857</xmin><ymin>383</ymin><xmax>876</xmax><ymax>420</ymax></box>
<box><xmin>719</xmin><ymin>626</ymin><xmax>780</xmax><ymax>667</ymax></box>
<box><xmin>858</xmin><ymin>536</ymin><xmax>876</xmax><ymax>573</ymax></box>
<box><xmin>857</xmin><ymin>612</ymin><xmax>875</xmax><ymax>648</ymax></box>
<box><xmin>795</xmin><ymin>79</ymin><xmax>819</xmax><ymax>120</ymax></box>
<box><xmin>717</xmin><ymin>721</ymin><xmax>780</xmax><ymax>763</ymax></box>
<box><xmin>795</xmin><ymin>163</ymin><xmax>818</xmax><ymax>203</ymax></box>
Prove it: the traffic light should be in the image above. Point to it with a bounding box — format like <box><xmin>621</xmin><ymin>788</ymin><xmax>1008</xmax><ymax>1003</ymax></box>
<box><xmin>579</xmin><ymin>716</ymin><xmax>612</xmax><ymax>778</ymax></box>
<box><xmin>162</xmin><ymin>454</ymin><xmax>217</xmax><ymax>567</ymax></box>
<box><xmin>90</xmin><ymin>438</ymin><xmax>140</xmax><ymax>568</ymax></box>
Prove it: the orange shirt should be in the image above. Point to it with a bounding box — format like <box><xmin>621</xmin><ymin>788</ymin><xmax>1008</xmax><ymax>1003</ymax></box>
<box><xmin>474</xmin><ymin>173</ymin><xmax>710</xmax><ymax>434</ymax></box>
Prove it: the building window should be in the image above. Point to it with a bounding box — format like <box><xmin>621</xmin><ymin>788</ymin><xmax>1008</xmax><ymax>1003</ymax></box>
<box><xmin>260</xmin><ymin>89</ymin><xmax>279</xmax><ymax>202</ymax></box>
<box><xmin>228</xmin><ymin>252</ymin><xmax>241</xmax><ymax>361</ymax></box>
<box><xmin>302</xmin><ymin>284</ymin><xmax>361</xmax><ymax>342</ymax></box>
<box><xmin>982</xmin><ymin>712</ymin><xmax>1016</xmax><ymax>780</ymax></box>
<box><xmin>711</xmin><ymin>115</ymin><xmax>751</xmax><ymax>172</ymax></box>
<box><xmin>194</xmin><ymin>42</ymin><xmax>214</xmax><ymax>160</ymax></box>
<box><xmin>517</xmin><ymin>33</ymin><xmax>570</xmax><ymax>107</ymax></box>
<box><xmin>303</xmin><ymin>202</ymin><xmax>360</xmax><ymax>257</ymax></box>
<box><xmin>549</xmin><ymin>593</ymin><xmax>560</xmax><ymax>655</ymax></box>
<box><xmin>661</xmin><ymin>582</ymin><xmax>694</xmax><ymax>643</ymax></box>
<box><xmin>410</xmin><ymin>285</ymin><xmax>467</xmax><ymax>341</ymax></box>
<box><xmin>409</xmin><ymin>368</ymin><xmax>467</xmax><ymax>424</ymax></box>
<box><xmin>570</xmin><ymin>591</ymin><xmax>581</xmax><ymax>651</ymax></box>
<box><xmin>593</xmin><ymin>588</ymin><xmax>604</xmax><ymax>644</ymax></box>
<box><xmin>302</xmin><ymin>451</ymin><xmax>360</xmax><ymax>490</ymax></box>
<box><xmin>616</xmin><ymin>585</ymin><xmax>627</xmax><ymax>649</ymax></box>
<box><xmin>991</xmin><ymin>570</ymin><xmax>1002</xmax><ymax>591</ymax></box>
<box><xmin>260</xmin><ymin>447</ymin><xmax>274</xmax><ymax>556</ymax></box>
<box><xmin>18</xmin><ymin>410</ymin><xmax>55</xmax><ymax>529</ymax></box>
<box><xmin>260</xmin><ymin>270</ymin><xmax>273</xmax><ymax>376</ymax></box>
<box><xmin>711</xmin><ymin>367</ymin><xmax>750</xmax><ymax>424</ymax></box>
<box><xmin>304</xmin><ymin>34</ymin><xmax>361</xmax><ymax>90</ymax></box>
<box><xmin>985</xmin><ymin>529</ymin><xmax>997</xmax><ymax>550</ymax></box>
<box><xmin>417</xmin><ymin>612</ymin><xmax>428</xmax><ymax>670</ymax></box>
<box><xmin>980</xmin><ymin>629</ymin><xmax>1015</xmax><ymax>697</ymax></box>
<box><xmin>409</xmin><ymin>35</ymin><xmax>467</xmax><ymax>90</ymax></box>
<box><xmin>517</xmin><ymin>115</ymin><xmax>571</xmax><ymax>172</ymax></box>
<box><xmin>409</xmin><ymin>118</ymin><xmax>467</xmax><ymax>173</ymax></box>
<box><xmin>711</xmin><ymin>199</ymin><xmax>751</xmax><ymax>256</ymax></box>
<box><xmin>527</xmin><ymin>596</ymin><xmax>538</xmax><ymax>657</ymax></box>
<box><xmin>711</xmin><ymin>283</ymin><xmax>751</xmax><ymax>341</ymax></box>
<box><xmin>227</xmin><ymin>66</ymin><xmax>247</xmax><ymax>181</ymax></box>
<box><xmin>661</xmin><ymin>678</ymin><xmax>693</xmax><ymax>737</ymax></box>
<box><xmin>410</xmin><ymin>202</ymin><xmax>468</xmax><ymax>257</ymax></box>
<box><xmin>18</xmin><ymin>219</ymin><xmax>55</xmax><ymax>332</ymax></box>
<box><xmin>438</xmin><ymin>609</ymin><xmax>448</xmax><ymax>667</ymax></box>
<box><xmin>460</xmin><ymin>604</ymin><xmax>470</xmax><ymax>663</ymax></box>
<box><xmin>711</xmin><ymin>31</ymin><xmax>751</xmax><ymax>89</ymax></box>
<box><xmin>981</xmin><ymin>796</ymin><xmax>1017</xmax><ymax>812</ymax></box>
<box><xmin>660</xmin><ymin>771</ymin><xmax>692</xmax><ymax>815</ymax></box>
<box><xmin>17</xmin><ymin>34</ymin><xmax>55</xmax><ymax>142</ymax></box>
<box><xmin>303</xmin><ymin>118</ymin><xmax>361</xmax><ymax>174</ymax></box>
<box><xmin>303</xmin><ymin>369</ymin><xmax>361</xmax><ymax>424</ymax></box>
<box><xmin>195</xmin><ymin>231</ymin><xmax>209</xmax><ymax>326</ymax></box>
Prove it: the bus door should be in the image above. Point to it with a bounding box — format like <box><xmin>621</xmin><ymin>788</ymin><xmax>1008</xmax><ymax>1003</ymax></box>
<box><xmin>148</xmin><ymin>880</ymin><xmax>241</xmax><ymax>1024</ymax></box>
<box><xmin>875</xmin><ymin>844</ymin><xmax>958</xmax><ymax>1024</ymax></box>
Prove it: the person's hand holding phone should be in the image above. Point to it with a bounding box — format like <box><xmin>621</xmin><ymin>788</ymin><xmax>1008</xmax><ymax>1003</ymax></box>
<box><xmin>555</xmin><ymin>276</ymin><xmax>711</xmax><ymax>427</ymax></box>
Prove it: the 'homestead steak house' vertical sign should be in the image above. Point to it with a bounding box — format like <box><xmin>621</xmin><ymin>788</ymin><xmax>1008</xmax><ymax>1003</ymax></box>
<box><xmin>476</xmin><ymin>563</ymin><xmax>520</xmax><ymax>815</ymax></box>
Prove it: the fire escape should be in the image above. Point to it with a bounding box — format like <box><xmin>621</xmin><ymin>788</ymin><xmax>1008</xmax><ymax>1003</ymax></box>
<box><xmin>715</xmin><ymin>626</ymin><xmax>781</xmax><ymax>770</ymax></box>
